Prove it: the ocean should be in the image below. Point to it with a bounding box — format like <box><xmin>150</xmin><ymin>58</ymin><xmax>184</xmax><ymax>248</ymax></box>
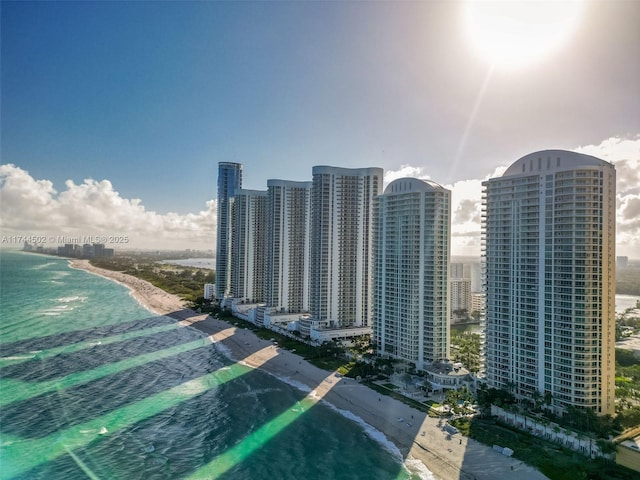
<box><xmin>0</xmin><ymin>251</ymin><xmax>421</xmax><ymax>480</ymax></box>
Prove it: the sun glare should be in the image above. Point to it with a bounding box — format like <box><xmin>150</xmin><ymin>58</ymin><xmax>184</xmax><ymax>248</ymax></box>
<box><xmin>464</xmin><ymin>0</ymin><xmax>584</xmax><ymax>70</ymax></box>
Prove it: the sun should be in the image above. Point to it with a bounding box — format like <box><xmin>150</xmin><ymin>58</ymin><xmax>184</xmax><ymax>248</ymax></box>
<box><xmin>463</xmin><ymin>0</ymin><xmax>584</xmax><ymax>70</ymax></box>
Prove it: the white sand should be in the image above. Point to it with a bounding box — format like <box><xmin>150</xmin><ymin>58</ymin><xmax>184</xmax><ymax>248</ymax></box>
<box><xmin>69</xmin><ymin>259</ymin><xmax>187</xmax><ymax>315</ymax></box>
<box><xmin>71</xmin><ymin>260</ymin><xmax>548</xmax><ymax>480</ymax></box>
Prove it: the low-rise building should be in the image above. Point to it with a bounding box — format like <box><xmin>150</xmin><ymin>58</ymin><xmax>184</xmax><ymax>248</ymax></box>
<box><xmin>423</xmin><ymin>360</ymin><xmax>474</xmax><ymax>391</ymax></box>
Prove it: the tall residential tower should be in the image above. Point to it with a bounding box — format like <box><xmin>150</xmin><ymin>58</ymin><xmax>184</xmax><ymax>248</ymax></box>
<box><xmin>309</xmin><ymin>166</ymin><xmax>383</xmax><ymax>328</ymax></box>
<box><xmin>373</xmin><ymin>178</ymin><xmax>451</xmax><ymax>369</ymax></box>
<box><xmin>230</xmin><ymin>189</ymin><xmax>268</xmax><ymax>302</ymax></box>
<box><xmin>483</xmin><ymin>150</ymin><xmax>616</xmax><ymax>415</ymax></box>
<box><xmin>215</xmin><ymin>162</ymin><xmax>243</xmax><ymax>300</ymax></box>
<box><xmin>265</xmin><ymin>180</ymin><xmax>312</xmax><ymax>313</ymax></box>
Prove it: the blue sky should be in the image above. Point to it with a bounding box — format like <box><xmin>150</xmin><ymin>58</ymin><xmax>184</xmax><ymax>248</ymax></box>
<box><xmin>1</xmin><ymin>1</ymin><xmax>639</xmax><ymax>254</ymax></box>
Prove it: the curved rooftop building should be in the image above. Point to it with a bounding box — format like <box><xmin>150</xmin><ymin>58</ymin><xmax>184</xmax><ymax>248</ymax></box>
<box><xmin>483</xmin><ymin>150</ymin><xmax>616</xmax><ymax>415</ymax></box>
<box><xmin>373</xmin><ymin>177</ymin><xmax>451</xmax><ymax>368</ymax></box>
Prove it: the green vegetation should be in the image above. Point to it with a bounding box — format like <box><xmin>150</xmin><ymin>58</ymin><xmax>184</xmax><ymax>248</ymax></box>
<box><xmin>441</xmin><ymin>386</ymin><xmax>474</xmax><ymax>413</ymax></box>
<box><xmin>450</xmin><ymin>331</ymin><xmax>481</xmax><ymax>373</ymax></box>
<box><xmin>90</xmin><ymin>254</ymin><xmax>215</xmax><ymax>302</ymax></box>
<box><xmin>615</xmin><ymin>348</ymin><xmax>640</xmax><ymax>429</ymax></box>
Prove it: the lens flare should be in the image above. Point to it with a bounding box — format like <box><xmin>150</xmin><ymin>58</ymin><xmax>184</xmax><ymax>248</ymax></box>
<box><xmin>464</xmin><ymin>0</ymin><xmax>584</xmax><ymax>70</ymax></box>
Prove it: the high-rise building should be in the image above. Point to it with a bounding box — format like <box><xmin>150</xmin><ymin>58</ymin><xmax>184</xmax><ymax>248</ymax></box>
<box><xmin>215</xmin><ymin>162</ymin><xmax>243</xmax><ymax>300</ymax></box>
<box><xmin>450</xmin><ymin>263</ymin><xmax>466</xmax><ymax>279</ymax></box>
<box><xmin>483</xmin><ymin>150</ymin><xmax>616</xmax><ymax>415</ymax></box>
<box><xmin>469</xmin><ymin>262</ymin><xmax>483</xmax><ymax>293</ymax></box>
<box><xmin>265</xmin><ymin>180</ymin><xmax>312</xmax><ymax>313</ymax></box>
<box><xmin>373</xmin><ymin>178</ymin><xmax>451</xmax><ymax>368</ymax></box>
<box><xmin>309</xmin><ymin>166</ymin><xmax>383</xmax><ymax>328</ymax></box>
<box><xmin>230</xmin><ymin>189</ymin><xmax>267</xmax><ymax>302</ymax></box>
<box><xmin>617</xmin><ymin>256</ymin><xmax>629</xmax><ymax>269</ymax></box>
<box><xmin>450</xmin><ymin>278</ymin><xmax>471</xmax><ymax>322</ymax></box>
<box><xmin>470</xmin><ymin>292</ymin><xmax>485</xmax><ymax>315</ymax></box>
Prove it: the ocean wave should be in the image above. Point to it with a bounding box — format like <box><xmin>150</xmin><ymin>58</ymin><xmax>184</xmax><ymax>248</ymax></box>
<box><xmin>324</xmin><ymin>403</ymin><xmax>404</xmax><ymax>461</ymax></box>
<box><xmin>0</xmin><ymin>355</ymin><xmax>35</xmax><ymax>361</ymax></box>
<box><xmin>274</xmin><ymin>375</ymin><xmax>312</xmax><ymax>394</ymax></box>
<box><xmin>40</xmin><ymin>305</ymin><xmax>74</xmax><ymax>316</ymax></box>
<box><xmin>31</xmin><ymin>262</ymin><xmax>56</xmax><ymax>270</ymax></box>
<box><xmin>47</xmin><ymin>305</ymin><xmax>72</xmax><ymax>311</ymax></box>
<box><xmin>57</xmin><ymin>295</ymin><xmax>88</xmax><ymax>303</ymax></box>
<box><xmin>213</xmin><ymin>343</ymin><xmax>234</xmax><ymax>360</ymax></box>
<box><xmin>404</xmin><ymin>457</ymin><xmax>437</xmax><ymax>480</ymax></box>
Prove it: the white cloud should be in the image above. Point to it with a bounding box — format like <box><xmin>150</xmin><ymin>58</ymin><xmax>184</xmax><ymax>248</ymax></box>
<box><xmin>0</xmin><ymin>164</ymin><xmax>216</xmax><ymax>251</ymax></box>
<box><xmin>383</xmin><ymin>164</ymin><xmax>431</xmax><ymax>185</ymax></box>
<box><xmin>575</xmin><ymin>135</ymin><xmax>640</xmax><ymax>258</ymax></box>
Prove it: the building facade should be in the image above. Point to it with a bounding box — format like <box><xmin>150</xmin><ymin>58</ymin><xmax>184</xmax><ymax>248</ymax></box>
<box><xmin>204</xmin><ymin>283</ymin><xmax>215</xmax><ymax>300</ymax></box>
<box><xmin>483</xmin><ymin>150</ymin><xmax>616</xmax><ymax>415</ymax></box>
<box><xmin>265</xmin><ymin>180</ymin><xmax>312</xmax><ymax>313</ymax></box>
<box><xmin>215</xmin><ymin>162</ymin><xmax>243</xmax><ymax>300</ymax></box>
<box><xmin>230</xmin><ymin>189</ymin><xmax>268</xmax><ymax>302</ymax></box>
<box><xmin>450</xmin><ymin>278</ymin><xmax>472</xmax><ymax>322</ymax></box>
<box><xmin>309</xmin><ymin>166</ymin><xmax>383</xmax><ymax>328</ymax></box>
<box><xmin>373</xmin><ymin>177</ymin><xmax>451</xmax><ymax>369</ymax></box>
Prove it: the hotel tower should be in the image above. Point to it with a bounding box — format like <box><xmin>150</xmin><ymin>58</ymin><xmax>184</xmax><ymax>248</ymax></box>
<box><xmin>483</xmin><ymin>150</ymin><xmax>616</xmax><ymax>415</ymax></box>
<box><xmin>265</xmin><ymin>180</ymin><xmax>313</xmax><ymax>313</ymax></box>
<box><xmin>373</xmin><ymin>178</ymin><xmax>451</xmax><ymax>369</ymax></box>
<box><xmin>215</xmin><ymin>162</ymin><xmax>243</xmax><ymax>301</ymax></box>
<box><xmin>309</xmin><ymin>166</ymin><xmax>383</xmax><ymax>328</ymax></box>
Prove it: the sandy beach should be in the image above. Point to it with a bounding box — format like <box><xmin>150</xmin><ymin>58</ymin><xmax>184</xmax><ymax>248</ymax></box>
<box><xmin>70</xmin><ymin>259</ymin><xmax>188</xmax><ymax>315</ymax></box>
<box><xmin>70</xmin><ymin>259</ymin><xmax>548</xmax><ymax>480</ymax></box>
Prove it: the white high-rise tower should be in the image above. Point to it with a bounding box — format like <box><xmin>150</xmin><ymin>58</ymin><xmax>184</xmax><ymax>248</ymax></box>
<box><xmin>483</xmin><ymin>150</ymin><xmax>616</xmax><ymax>415</ymax></box>
<box><xmin>215</xmin><ymin>162</ymin><xmax>242</xmax><ymax>300</ymax></box>
<box><xmin>309</xmin><ymin>166</ymin><xmax>383</xmax><ymax>328</ymax></box>
<box><xmin>265</xmin><ymin>180</ymin><xmax>312</xmax><ymax>313</ymax></box>
<box><xmin>230</xmin><ymin>189</ymin><xmax>268</xmax><ymax>302</ymax></box>
<box><xmin>373</xmin><ymin>178</ymin><xmax>451</xmax><ymax>368</ymax></box>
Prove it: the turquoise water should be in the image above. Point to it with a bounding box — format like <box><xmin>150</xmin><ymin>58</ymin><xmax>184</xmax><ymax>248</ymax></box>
<box><xmin>0</xmin><ymin>251</ymin><xmax>418</xmax><ymax>479</ymax></box>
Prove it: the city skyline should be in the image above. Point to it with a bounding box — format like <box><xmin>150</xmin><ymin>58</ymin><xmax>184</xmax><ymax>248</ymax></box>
<box><xmin>1</xmin><ymin>1</ymin><xmax>639</xmax><ymax>255</ymax></box>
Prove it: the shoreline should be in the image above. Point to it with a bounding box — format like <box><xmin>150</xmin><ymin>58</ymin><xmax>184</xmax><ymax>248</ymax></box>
<box><xmin>70</xmin><ymin>259</ymin><xmax>548</xmax><ymax>480</ymax></box>
<box><xmin>69</xmin><ymin>259</ymin><xmax>187</xmax><ymax>315</ymax></box>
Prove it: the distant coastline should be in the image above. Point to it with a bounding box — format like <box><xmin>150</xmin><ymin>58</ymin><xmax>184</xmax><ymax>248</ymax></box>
<box><xmin>158</xmin><ymin>257</ymin><xmax>214</xmax><ymax>270</ymax></box>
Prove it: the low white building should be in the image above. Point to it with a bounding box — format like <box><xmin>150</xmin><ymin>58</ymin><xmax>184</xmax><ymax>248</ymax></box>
<box><xmin>264</xmin><ymin>309</ymin><xmax>307</xmax><ymax>328</ymax></box>
<box><xmin>310</xmin><ymin>326</ymin><xmax>372</xmax><ymax>345</ymax></box>
<box><xmin>229</xmin><ymin>299</ymin><xmax>265</xmax><ymax>322</ymax></box>
<box><xmin>423</xmin><ymin>361</ymin><xmax>474</xmax><ymax>391</ymax></box>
